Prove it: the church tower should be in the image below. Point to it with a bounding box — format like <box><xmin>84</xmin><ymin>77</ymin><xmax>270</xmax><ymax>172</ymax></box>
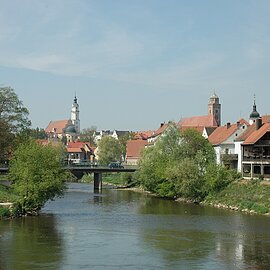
<box><xmin>71</xmin><ymin>95</ymin><xmax>80</xmax><ymax>133</ymax></box>
<box><xmin>249</xmin><ymin>95</ymin><xmax>260</xmax><ymax>125</ymax></box>
<box><xmin>208</xmin><ymin>92</ymin><xmax>221</xmax><ymax>126</ymax></box>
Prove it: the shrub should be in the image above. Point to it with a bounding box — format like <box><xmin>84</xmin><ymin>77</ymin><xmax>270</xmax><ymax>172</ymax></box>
<box><xmin>0</xmin><ymin>206</ymin><xmax>10</xmax><ymax>219</ymax></box>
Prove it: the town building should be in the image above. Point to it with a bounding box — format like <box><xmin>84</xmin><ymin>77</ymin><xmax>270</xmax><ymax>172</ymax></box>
<box><xmin>208</xmin><ymin>92</ymin><xmax>221</xmax><ymax>127</ymax></box>
<box><xmin>66</xmin><ymin>141</ymin><xmax>95</xmax><ymax>165</ymax></box>
<box><xmin>93</xmin><ymin>130</ymin><xmax>130</xmax><ymax>144</ymax></box>
<box><xmin>125</xmin><ymin>140</ymin><xmax>148</xmax><ymax>166</ymax></box>
<box><xmin>238</xmin><ymin>116</ymin><xmax>270</xmax><ymax>179</ymax></box>
<box><xmin>45</xmin><ymin>95</ymin><xmax>80</xmax><ymax>142</ymax></box>
<box><xmin>208</xmin><ymin>119</ymin><xmax>249</xmax><ymax>170</ymax></box>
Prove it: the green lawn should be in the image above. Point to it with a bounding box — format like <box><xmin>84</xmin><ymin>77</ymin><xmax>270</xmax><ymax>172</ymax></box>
<box><xmin>205</xmin><ymin>180</ymin><xmax>270</xmax><ymax>214</ymax></box>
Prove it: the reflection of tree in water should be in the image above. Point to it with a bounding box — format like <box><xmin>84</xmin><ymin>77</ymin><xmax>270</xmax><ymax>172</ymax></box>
<box><xmin>143</xmin><ymin>229</ymin><xmax>214</xmax><ymax>262</ymax></box>
<box><xmin>139</xmin><ymin>197</ymin><xmax>215</xmax><ymax>264</ymax></box>
<box><xmin>139</xmin><ymin>197</ymin><xmax>270</xmax><ymax>268</ymax></box>
<box><xmin>243</xmin><ymin>237</ymin><xmax>270</xmax><ymax>269</ymax></box>
<box><xmin>0</xmin><ymin>215</ymin><xmax>63</xmax><ymax>270</ymax></box>
<box><xmin>138</xmin><ymin>195</ymin><xmax>224</xmax><ymax>216</ymax></box>
<box><xmin>215</xmin><ymin>233</ymin><xmax>270</xmax><ymax>269</ymax></box>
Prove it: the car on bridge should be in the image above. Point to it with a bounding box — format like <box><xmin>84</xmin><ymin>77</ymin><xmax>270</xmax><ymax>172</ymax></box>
<box><xmin>108</xmin><ymin>162</ymin><xmax>124</xmax><ymax>169</ymax></box>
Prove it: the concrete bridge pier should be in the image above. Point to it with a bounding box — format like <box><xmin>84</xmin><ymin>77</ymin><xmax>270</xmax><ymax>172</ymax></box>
<box><xmin>94</xmin><ymin>172</ymin><xmax>102</xmax><ymax>190</ymax></box>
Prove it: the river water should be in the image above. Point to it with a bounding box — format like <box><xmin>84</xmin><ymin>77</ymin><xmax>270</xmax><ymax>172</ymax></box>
<box><xmin>0</xmin><ymin>183</ymin><xmax>270</xmax><ymax>270</ymax></box>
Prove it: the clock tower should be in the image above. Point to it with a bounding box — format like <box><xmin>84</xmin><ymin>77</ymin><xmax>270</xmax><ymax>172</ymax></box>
<box><xmin>71</xmin><ymin>95</ymin><xmax>80</xmax><ymax>133</ymax></box>
<box><xmin>208</xmin><ymin>92</ymin><xmax>221</xmax><ymax>126</ymax></box>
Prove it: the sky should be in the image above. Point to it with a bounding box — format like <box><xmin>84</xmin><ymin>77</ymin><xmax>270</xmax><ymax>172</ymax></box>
<box><xmin>0</xmin><ymin>0</ymin><xmax>270</xmax><ymax>131</ymax></box>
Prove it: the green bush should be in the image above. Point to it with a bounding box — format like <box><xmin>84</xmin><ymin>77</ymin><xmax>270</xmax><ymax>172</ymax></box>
<box><xmin>0</xmin><ymin>206</ymin><xmax>10</xmax><ymax>218</ymax></box>
<box><xmin>204</xmin><ymin>165</ymin><xmax>238</xmax><ymax>195</ymax></box>
<box><xmin>9</xmin><ymin>139</ymin><xmax>70</xmax><ymax>215</ymax></box>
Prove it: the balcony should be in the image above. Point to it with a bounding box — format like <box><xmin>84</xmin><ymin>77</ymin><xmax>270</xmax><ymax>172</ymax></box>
<box><xmin>221</xmin><ymin>154</ymin><xmax>238</xmax><ymax>161</ymax></box>
<box><xmin>243</xmin><ymin>155</ymin><xmax>270</xmax><ymax>162</ymax></box>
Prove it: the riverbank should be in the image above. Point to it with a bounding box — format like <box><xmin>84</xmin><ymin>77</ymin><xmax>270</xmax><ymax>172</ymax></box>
<box><xmin>203</xmin><ymin>180</ymin><xmax>270</xmax><ymax>215</ymax></box>
<box><xmin>98</xmin><ymin>175</ymin><xmax>270</xmax><ymax>215</ymax></box>
<box><xmin>117</xmin><ymin>179</ymin><xmax>270</xmax><ymax>216</ymax></box>
<box><xmin>2</xmin><ymin>177</ymin><xmax>270</xmax><ymax>217</ymax></box>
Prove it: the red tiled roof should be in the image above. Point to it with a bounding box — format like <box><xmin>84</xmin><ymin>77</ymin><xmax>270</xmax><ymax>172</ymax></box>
<box><xmin>134</xmin><ymin>130</ymin><xmax>155</xmax><ymax>140</ymax></box>
<box><xmin>208</xmin><ymin>119</ymin><xmax>248</xmax><ymax>145</ymax></box>
<box><xmin>126</xmin><ymin>140</ymin><xmax>148</xmax><ymax>158</ymax></box>
<box><xmin>67</xmin><ymin>141</ymin><xmax>95</xmax><ymax>153</ymax></box>
<box><xmin>179</xmin><ymin>115</ymin><xmax>218</xmax><ymax>127</ymax></box>
<box><xmin>242</xmin><ymin>123</ymin><xmax>270</xmax><ymax>145</ymax></box>
<box><xmin>45</xmin><ymin>120</ymin><xmax>70</xmax><ymax>134</ymax></box>
<box><xmin>67</xmin><ymin>142</ymin><xmax>86</xmax><ymax>148</ymax></box>
<box><xmin>262</xmin><ymin>115</ymin><xmax>270</xmax><ymax>124</ymax></box>
<box><xmin>67</xmin><ymin>147</ymin><xmax>82</xmax><ymax>153</ymax></box>
<box><xmin>153</xmin><ymin>123</ymin><xmax>169</xmax><ymax>137</ymax></box>
<box><xmin>235</xmin><ymin>124</ymin><xmax>256</xmax><ymax>142</ymax></box>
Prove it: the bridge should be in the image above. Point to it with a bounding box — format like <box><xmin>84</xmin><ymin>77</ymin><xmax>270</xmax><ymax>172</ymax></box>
<box><xmin>67</xmin><ymin>166</ymin><xmax>137</xmax><ymax>190</ymax></box>
<box><xmin>0</xmin><ymin>166</ymin><xmax>137</xmax><ymax>190</ymax></box>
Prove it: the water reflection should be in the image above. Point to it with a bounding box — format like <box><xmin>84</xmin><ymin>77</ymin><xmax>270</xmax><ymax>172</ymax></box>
<box><xmin>93</xmin><ymin>189</ymin><xmax>103</xmax><ymax>204</ymax></box>
<box><xmin>0</xmin><ymin>215</ymin><xmax>63</xmax><ymax>270</ymax></box>
<box><xmin>1</xmin><ymin>183</ymin><xmax>270</xmax><ymax>269</ymax></box>
<box><xmin>139</xmin><ymin>195</ymin><xmax>270</xmax><ymax>269</ymax></box>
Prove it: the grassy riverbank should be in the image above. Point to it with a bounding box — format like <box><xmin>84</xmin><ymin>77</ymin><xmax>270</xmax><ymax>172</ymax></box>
<box><xmin>204</xmin><ymin>180</ymin><xmax>270</xmax><ymax>215</ymax></box>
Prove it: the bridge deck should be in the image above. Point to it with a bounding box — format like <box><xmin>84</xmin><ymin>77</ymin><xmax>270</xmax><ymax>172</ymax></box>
<box><xmin>66</xmin><ymin>166</ymin><xmax>137</xmax><ymax>173</ymax></box>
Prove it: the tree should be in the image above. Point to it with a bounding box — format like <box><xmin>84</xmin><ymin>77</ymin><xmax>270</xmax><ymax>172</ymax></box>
<box><xmin>9</xmin><ymin>140</ymin><xmax>70</xmax><ymax>215</ymax></box>
<box><xmin>80</xmin><ymin>126</ymin><xmax>97</xmax><ymax>145</ymax></box>
<box><xmin>0</xmin><ymin>86</ymin><xmax>31</xmax><ymax>162</ymax></box>
<box><xmin>118</xmin><ymin>132</ymin><xmax>135</xmax><ymax>159</ymax></box>
<box><xmin>28</xmin><ymin>127</ymin><xmax>47</xmax><ymax>140</ymax></box>
<box><xmin>138</xmin><ymin>123</ymin><xmax>216</xmax><ymax>200</ymax></box>
<box><xmin>97</xmin><ymin>136</ymin><xmax>122</xmax><ymax>165</ymax></box>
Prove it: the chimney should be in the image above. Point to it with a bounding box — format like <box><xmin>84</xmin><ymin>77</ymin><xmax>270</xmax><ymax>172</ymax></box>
<box><xmin>255</xmin><ymin>118</ymin><xmax>262</xmax><ymax>130</ymax></box>
<box><xmin>226</xmin><ymin>122</ymin><xmax>231</xmax><ymax>129</ymax></box>
<box><xmin>237</xmin><ymin>121</ymin><xmax>240</xmax><ymax>128</ymax></box>
<box><xmin>160</xmin><ymin>122</ymin><xmax>165</xmax><ymax>128</ymax></box>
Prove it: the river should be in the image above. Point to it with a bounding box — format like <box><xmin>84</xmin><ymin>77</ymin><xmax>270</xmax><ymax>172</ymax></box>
<box><xmin>0</xmin><ymin>183</ymin><xmax>270</xmax><ymax>270</ymax></box>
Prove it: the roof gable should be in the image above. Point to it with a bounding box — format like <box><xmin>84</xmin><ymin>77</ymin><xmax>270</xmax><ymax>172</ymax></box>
<box><xmin>208</xmin><ymin>124</ymin><xmax>238</xmax><ymax>145</ymax></box>
<box><xmin>243</xmin><ymin>123</ymin><xmax>270</xmax><ymax>145</ymax></box>
<box><xmin>208</xmin><ymin>119</ymin><xmax>248</xmax><ymax>145</ymax></box>
<box><xmin>126</xmin><ymin>140</ymin><xmax>148</xmax><ymax>158</ymax></box>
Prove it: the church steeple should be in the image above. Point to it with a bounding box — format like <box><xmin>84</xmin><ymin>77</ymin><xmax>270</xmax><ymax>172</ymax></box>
<box><xmin>71</xmin><ymin>95</ymin><xmax>80</xmax><ymax>133</ymax></box>
<box><xmin>208</xmin><ymin>92</ymin><xmax>221</xmax><ymax>126</ymax></box>
<box><xmin>249</xmin><ymin>94</ymin><xmax>260</xmax><ymax>125</ymax></box>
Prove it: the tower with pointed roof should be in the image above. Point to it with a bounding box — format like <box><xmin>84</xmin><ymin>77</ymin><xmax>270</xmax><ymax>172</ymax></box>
<box><xmin>208</xmin><ymin>92</ymin><xmax>221</xmax><ymax>126</ymax></box>
<box><xmin>249</xmin><ymin>95</ymin><xmax>260</xmax><ymax>125</ymax></box>
<box><xmin>71</xmin><ymin>95</ymin><xmax>80</xmax><ymax>133</ymax></box>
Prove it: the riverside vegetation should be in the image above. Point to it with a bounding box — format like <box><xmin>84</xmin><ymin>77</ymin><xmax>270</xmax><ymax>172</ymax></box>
<box><xmin>80</xmin><ymin>124</ymin><xmax>270</xmax><ymax>215</ymax></box>
<box><xmin>0</xmin><ymin>140</ymin><xmax>71</xmax><ymax>218</ymax></box>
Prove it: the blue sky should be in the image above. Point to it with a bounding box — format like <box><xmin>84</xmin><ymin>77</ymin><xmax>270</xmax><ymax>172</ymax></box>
<box><xmin>0</xmin><ymin>0</ymin><xmax>270</xmax><ymax>131</ymax></box>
